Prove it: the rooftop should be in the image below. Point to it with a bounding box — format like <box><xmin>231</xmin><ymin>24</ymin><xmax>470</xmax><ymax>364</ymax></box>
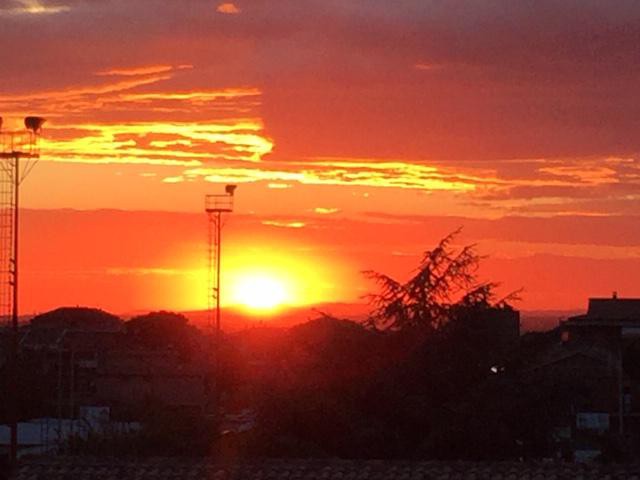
<box><xmin>565</xmin><ymin>297</ymin><xmax>640</xmax><ymax>327</ymax></box>
<box><xmin>11</xmin><ymin>459</ymin><xmax>640</xmax><ymax>480</ymax></box>
<box><xmin>587</xmin><ymin>298</ymin><xmax>640</xmax><ymax>320</ymax></box>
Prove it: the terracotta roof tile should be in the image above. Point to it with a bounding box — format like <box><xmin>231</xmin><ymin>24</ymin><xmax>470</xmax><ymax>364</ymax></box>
<box><xmin>11</xmin><ymin>459</ymin><xmax>640</xmax><ymax>480</ymax></box>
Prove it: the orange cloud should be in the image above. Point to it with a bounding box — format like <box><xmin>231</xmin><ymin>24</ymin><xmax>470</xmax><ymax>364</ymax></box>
<box><xmin>0</xmin><ymin>74</ymin><xmax>174</xmax><ymax>112</ymax></box>
<box><xmin>0</xmin><ymin>0</ymin><xmax>69</xmax><ymax>16</ymax></box>
<box><xmin>0</xmin><ymin>64</ymin><xmax>273</xmax><ymax>166</ymax></box>
<box><xmin>181</xmin><ymin>158</ymin><xmax>481</xmax><ymax>192</ymax></box>
<box><xmin>42</xmin><ymin>121</ymin><xmax>273</xmax><ymax>164</ymax></box>
<box><xmin>262</xmin><ymin>220</ymin><xmax>306</xmax><ymax>229</ymax></box>
<box><xmin>97</xmin><ymin>65</ymin><xmax>190</xmax><ymax>77</ymax></box>
<box><xmin>314</xmin><ymin>207</ymin><xmax>340</xmax><ymax>215</ymax></box>
<box><xmin>414</xmin><ymin>63</ymin><xmax>443</xmax><ymax>71</ymax></box>
<box><xmin>217</xmin><ymin>3</ymin><xmax>240</xmax><ymax>14</ymax></box>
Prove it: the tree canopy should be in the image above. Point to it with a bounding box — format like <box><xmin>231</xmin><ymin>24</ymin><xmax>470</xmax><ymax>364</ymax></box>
<box><xmin>125</xmin><ymin>311</ymin><xmax>198</xmax><ymax>359</ymax></box>
<box><xmin>29</xmin><ymin>306</ymin><xmax>123</xmax><ymax>332</ymax></box>
<box><xmin>365</xmin><ymin>229</ymin><xmax>516</xmax><ymax>331</ymax></box>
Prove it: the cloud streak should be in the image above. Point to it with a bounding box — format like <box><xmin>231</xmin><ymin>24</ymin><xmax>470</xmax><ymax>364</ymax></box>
<box><xmin>0</xmin><ymin>64</ymin><xmax>273</xmax><ymax>165</ymax></box>
<box><xmin>178</xmin><ymin>158</ymin><xmax>482</xmax><ymax>192</ymax></box>
<box><xmin>1</xmin><ymin>1</ymin><xmax>639</xmax><ymax>219</ymax></box>
<box><xmin>0</xmin><ymin>0</ymin><xmax>70</xmax><ymax>16</ymax></box>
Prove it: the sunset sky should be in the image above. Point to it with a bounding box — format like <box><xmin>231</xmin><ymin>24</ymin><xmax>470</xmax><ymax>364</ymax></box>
<box><xmin>1</xmin><ymin>0</ymin><xmax>640</xmax><ymax>318</ymax></box>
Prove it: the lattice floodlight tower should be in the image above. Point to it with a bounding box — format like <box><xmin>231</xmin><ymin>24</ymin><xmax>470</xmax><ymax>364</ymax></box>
<box><xmin>0</xmin><ymin>116</ymin><xmax>44</xmax><ymax>325</ymax></box>
<box><xmin>205</xmin><ymin>184</ymin><xmax>237</xmax><ymax>339</ymax></box>
<box><xmin>0</xmin><ymin>115</ymin><xmax>45</xmax><ymax>465</ymax></box>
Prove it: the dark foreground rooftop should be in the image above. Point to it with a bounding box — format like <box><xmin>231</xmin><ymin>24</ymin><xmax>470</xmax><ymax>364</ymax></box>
<box><xmin>11</xmin><ymin>459</ymin><xmax>640</xmax><ymax>480</ymax></box>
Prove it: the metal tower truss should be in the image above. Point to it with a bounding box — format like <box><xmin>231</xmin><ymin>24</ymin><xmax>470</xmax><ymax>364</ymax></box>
<box><xmin>204</xmin><ymin>186</ymin><xmax>236</xmax><ymax>421</ymax></box>
<box><xmin>205</xmin><ymin>185</ymin><xmax>237</xmax><ymax>335</ymax></box>
<box><xmin>0</xmin><ymin>154</ymin><xmax>15</xmax><ymax>325</ymax></box>
<box><xmin>207</xmin><ymin>210</ymin><xmax>221</xmax><ymax>329</ymax></box>
<box><xmin>0</xmin><ymin>117</ymin><xmax>43</xmax><ymax>466</ymax></box>
<box><xmin>0</xmin><ymin>127</ymin><xmax>40</xmax><ymax>326</ymax></box>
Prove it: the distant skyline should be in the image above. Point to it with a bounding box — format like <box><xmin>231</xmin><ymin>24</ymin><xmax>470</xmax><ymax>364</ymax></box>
<box><xmin>2</xmin><ymin>1</ymin><xmax>640</xmax><ymax>314</ymax></box>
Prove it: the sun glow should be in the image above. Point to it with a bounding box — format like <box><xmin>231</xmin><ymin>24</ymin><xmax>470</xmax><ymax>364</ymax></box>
<box><xmin>230</xmin><ymin>273</ymin><xmax>291</xmax><ymax>311</ymax></box>
<box><xmin>180</xmin><ymin>240</ymin><xmax>358</xmax><ymax>316</ymax></box>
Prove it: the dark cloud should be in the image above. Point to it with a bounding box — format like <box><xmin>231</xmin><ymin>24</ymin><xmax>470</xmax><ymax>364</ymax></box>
<box><xmin>2</xmin><ymin>1</ymin><xmax>640</xmax><ymax>162</ymax></box>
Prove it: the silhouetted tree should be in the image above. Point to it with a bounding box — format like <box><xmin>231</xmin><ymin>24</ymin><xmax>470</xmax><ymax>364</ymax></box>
<box><xmin>125</xmin><ymin>311</ymin><xmax>198</xmax><ymax>359</ymax></box>
<box><xmin>30</xmin><ymin>306</ymin><xmax>123</xmax><ymax>332</ymax></box>
<box><xmin>365</xmin><ymin>229</ymin><xmax>515</xmax><ymax>331</ymax></box>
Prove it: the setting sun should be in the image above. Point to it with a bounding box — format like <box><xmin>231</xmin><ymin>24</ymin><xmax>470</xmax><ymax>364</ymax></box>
<box><xmin>177</xmin><ymin>239</ymin><xmax>357</xmax><ymax>316</ymax></box>
<box><xmin>230</xmin><ymin>274</ymin><xmax>290</xmax><ymax>311</ymax></box>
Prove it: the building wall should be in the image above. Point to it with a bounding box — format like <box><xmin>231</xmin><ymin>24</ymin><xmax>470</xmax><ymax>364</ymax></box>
<box><xmin>96</xmin><ymin>374</ymin><xmax>206</xmax><ymax>410</ymax></box>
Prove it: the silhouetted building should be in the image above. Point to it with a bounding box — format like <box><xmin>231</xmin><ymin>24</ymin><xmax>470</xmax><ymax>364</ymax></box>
<box><xmin>19</xmin><ymin>325</ymin><xmax>210</xmax><ymax>421</ymax></box>
<box><xmin>562</xmin><ymin>296</ymin><xmax>640</xmax><ymax>423</ymax></box>
<box><xmin>20</xmin><ymin>328</ymin><xmax>122</xmax><ymax>414</ymax></box>
<box><xmin>564</xmin><ymin>296</ymin><xmax>640</xmax><ymax>341</ymax></box>
<box><xmin>528</xmin><ymin>295</ymin><xmax>640</xmax><ymax>460</ymax></box>
<box><xmin>95</xmin><ymin>347</ymin><xmax>208</xmax><ymax>419</ymax></box>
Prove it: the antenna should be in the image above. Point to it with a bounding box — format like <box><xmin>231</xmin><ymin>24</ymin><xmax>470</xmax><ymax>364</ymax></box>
<box><xmin>0</xmin><ymin>116</ymin><xmax>44</xmax><ymax>466</ymax></box>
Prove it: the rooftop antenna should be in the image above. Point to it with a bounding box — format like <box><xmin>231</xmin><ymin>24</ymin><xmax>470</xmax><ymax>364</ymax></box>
<box><xmin>205</xmin><ymin>185</ymin><xmax>236</xmax><ymax>415</ymax></box>
<box><xmin>0</xmin><ymin>115</ymin><xmax>45</xmax><ymax>466</ymax></box>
